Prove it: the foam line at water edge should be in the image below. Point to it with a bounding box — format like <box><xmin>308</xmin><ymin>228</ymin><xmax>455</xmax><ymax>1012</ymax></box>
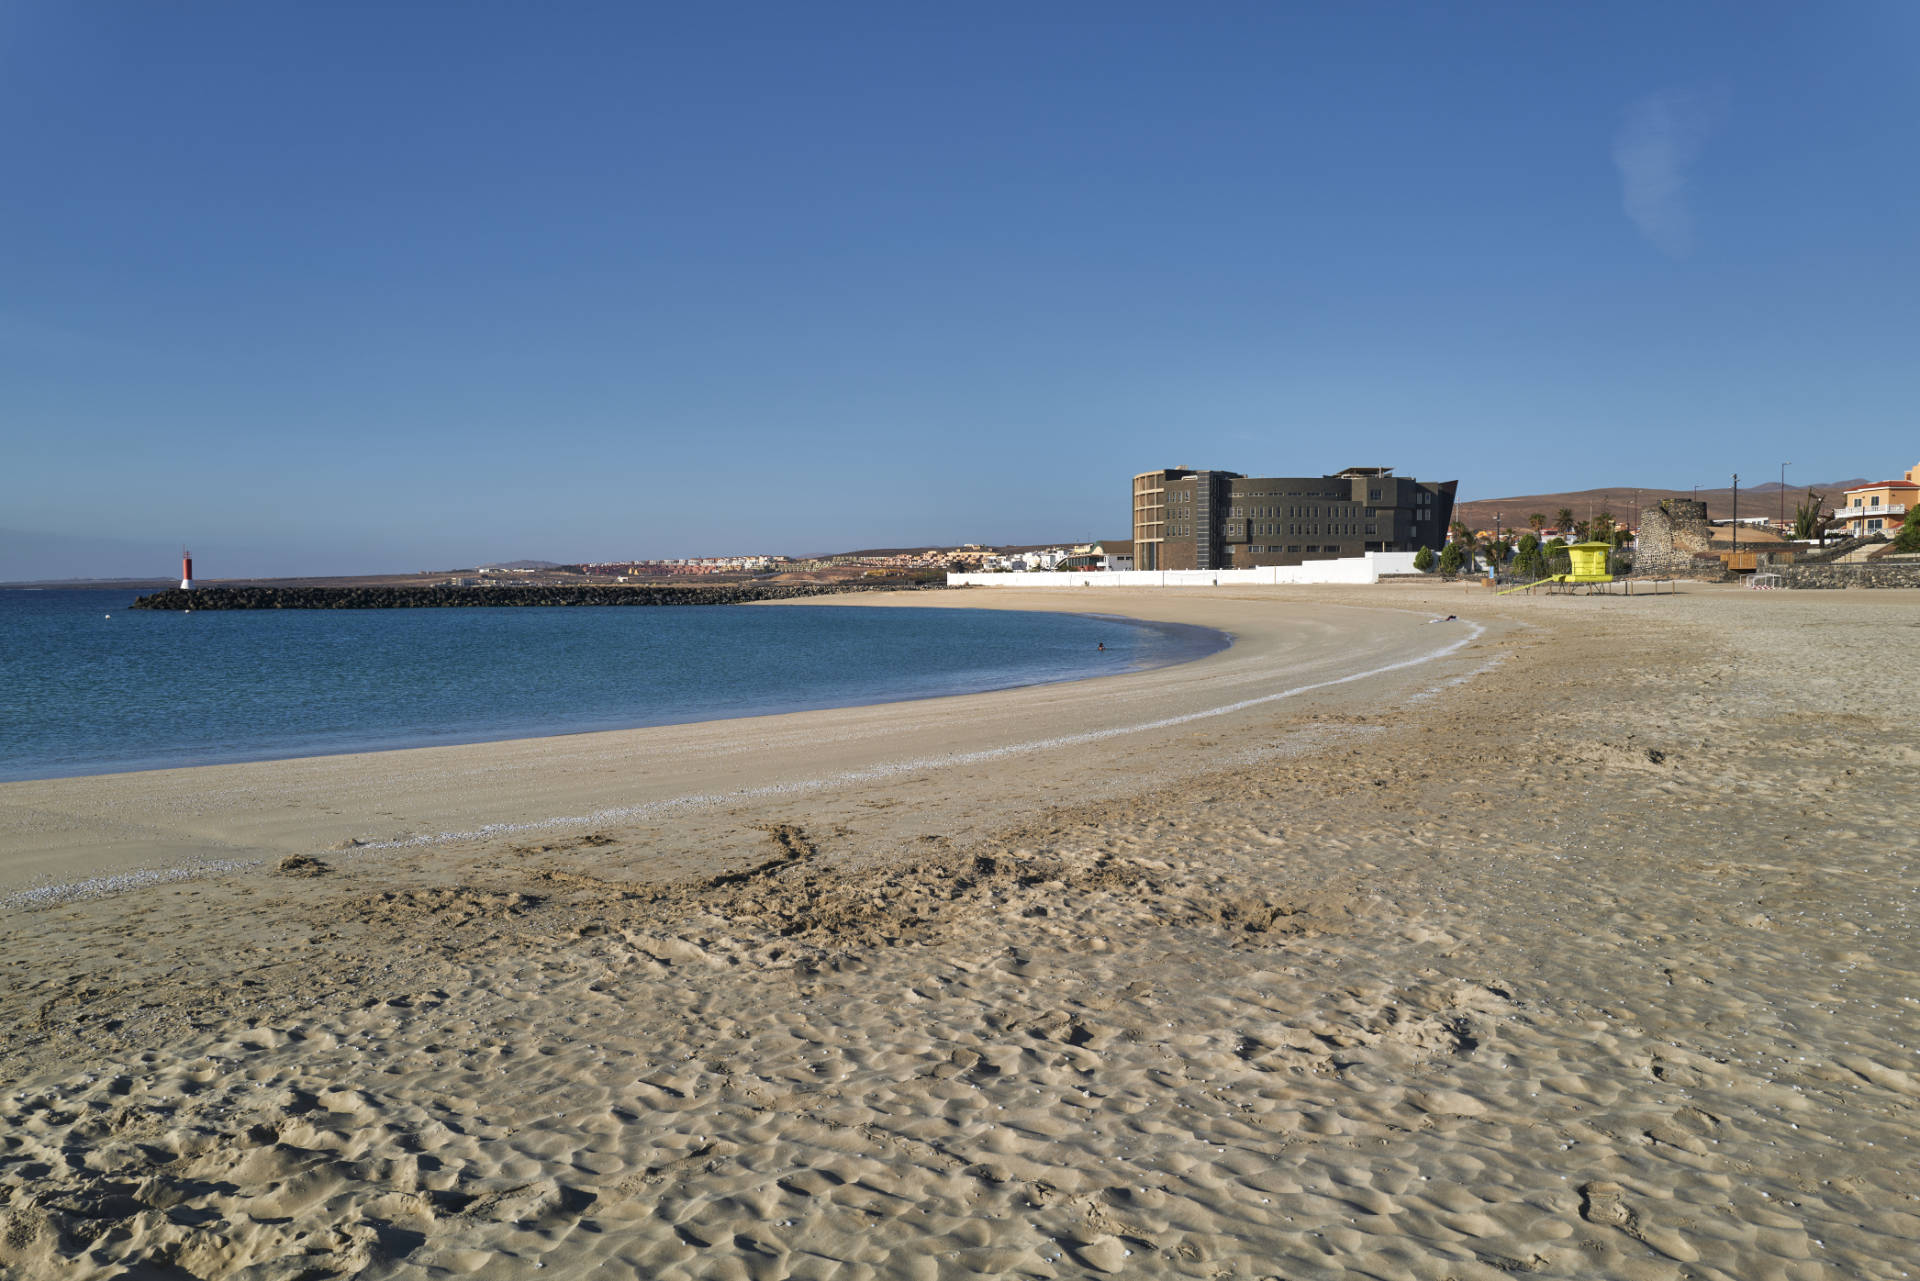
<box><xmin>5</xmin><ymin>619</ymin><xmax>1484</xmax><ymax>909</ymax></box>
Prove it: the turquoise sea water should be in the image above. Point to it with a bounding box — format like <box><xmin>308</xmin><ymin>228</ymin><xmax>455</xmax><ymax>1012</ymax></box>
<box><xmin>0</xmin><ymin>589</ymin><xmax>1225</xmax><ymax>781</ymax></box>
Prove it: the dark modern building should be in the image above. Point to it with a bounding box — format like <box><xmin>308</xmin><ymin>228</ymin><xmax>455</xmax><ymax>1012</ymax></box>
<box><xmin>1131</xmin><ymin>466</ymin><xmax>1456</xmax><ymax>572</ymax></box>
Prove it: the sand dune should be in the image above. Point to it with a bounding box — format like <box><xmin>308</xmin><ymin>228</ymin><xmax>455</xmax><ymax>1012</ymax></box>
<box><xmin>3</xmin><ymin>583</ymin><xmax>1917</xmax><ymax>1280</ymax></box>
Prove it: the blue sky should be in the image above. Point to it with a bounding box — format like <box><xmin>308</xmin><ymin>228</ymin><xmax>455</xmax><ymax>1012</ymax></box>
<box><xmin>3</xmin><ymin>2</ymin><xmax>1916</xmax><ymax>577</ymax></box>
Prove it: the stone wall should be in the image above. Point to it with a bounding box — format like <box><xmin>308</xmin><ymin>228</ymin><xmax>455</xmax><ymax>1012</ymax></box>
<box><xmin>1633</xmin><ymin>499</ymin><xmax>1711</xmax><ymax>576</ymax></box>
<box><xmin>1772</xmin><ymin>563</ymin><xmax>1920</xmax><ymax>590</ymax></box>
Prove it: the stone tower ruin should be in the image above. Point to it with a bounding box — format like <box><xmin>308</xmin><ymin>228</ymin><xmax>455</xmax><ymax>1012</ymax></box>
<box><xmin>1635</xmin><ymin>498</ymin><xmax>1711</xmax><ymax>576</ymax></box>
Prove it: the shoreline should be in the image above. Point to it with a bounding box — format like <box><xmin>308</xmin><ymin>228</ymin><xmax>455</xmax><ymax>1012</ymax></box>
<box><xmin>0</xmin><ymin>588</ymin><xmax>1482</xmax><ymax>899</ymax></box>
<box><xmin>0</xmin><ymin>601</ymin><xmax>1231</xmax><ymax>786</ymax></box>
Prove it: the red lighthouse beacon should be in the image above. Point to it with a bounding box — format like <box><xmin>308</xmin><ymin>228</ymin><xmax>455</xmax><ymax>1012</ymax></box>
<box><xmin>180</xmin><ymin>549</ymin><xmax>194</xmax><ymax>591</ymax></box>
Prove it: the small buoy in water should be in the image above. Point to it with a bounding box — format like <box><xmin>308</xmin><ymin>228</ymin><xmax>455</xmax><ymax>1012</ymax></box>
<box><xmin>104</xmin><ymin>614</ymin><xmax>111</xmax><ymax>619</ymax></box>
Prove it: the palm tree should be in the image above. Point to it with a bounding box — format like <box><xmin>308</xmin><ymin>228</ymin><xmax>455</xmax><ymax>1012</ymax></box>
<box><xmin>1528</xmin><ymin>513</ymin><xmax>1547</xmax><ymax>536</ymax></box>
<box><xmin>1554</xmin><ymin>507</ymin><xmax>1575</xmax><ymax>533</ymax></box>
<box><xmin>1792</xmin><ymin>490</ymin><xmax>1830</xmax><ymax>541</ymax></box>
<box><xmin>1479</xmin><ymin>533</ymin><xmax>1510</xmax><ymax>573</ymax></box>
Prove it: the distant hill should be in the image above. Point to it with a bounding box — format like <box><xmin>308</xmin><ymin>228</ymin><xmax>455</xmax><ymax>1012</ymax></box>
<box><xmin>479</xmin><ymin>560</ymin><xmax>561</xmax><ymax>570</ymax></box>
<box><xmin>1454</xmin><ymin>481</ymin><xmax>1867</xmax><ymax>531</ymax></box>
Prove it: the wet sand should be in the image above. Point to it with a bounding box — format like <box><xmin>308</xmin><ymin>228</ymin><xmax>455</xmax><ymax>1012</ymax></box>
<box><xmin>2</xmin><ymin>582</ymin><xmax>1916</xmax><ymax>1280</ymax></box>
<box><xmin>0</xmin><ymin>592</ymin><xmax>1480</xmax><ymax>899</ymax></box>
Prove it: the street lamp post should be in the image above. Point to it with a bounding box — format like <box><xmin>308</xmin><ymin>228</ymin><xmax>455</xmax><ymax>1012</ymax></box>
<box><xmin>1732</xmin><ymin>473</ymin><xmax>1740</xmax><ymax>554</ymax></box>
<box><xmin>1780</xmin><ymin>462</ymin><xmax>1790</xmax><ymax>533</ymax></box>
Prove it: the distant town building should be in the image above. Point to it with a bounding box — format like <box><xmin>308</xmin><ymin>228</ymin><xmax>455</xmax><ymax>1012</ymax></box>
<box><xmin>1053</xmin><ymin>540</ymin><xmax>1134</xmax><ymax>572</ymax></box>
<box><xmin>1130</xmin><ymin>466</ymin><xmax>1456</xmax><ymax>571</ymax></box>
<box><xmin>576</xmin><ymin>555</ymin><xmax>776</xmax><ymax>577</ymax></box>
<box><xmin>1834</xmin><ymin>461</ymin><xmax>1920</xmax><ymax>538</ymax></box>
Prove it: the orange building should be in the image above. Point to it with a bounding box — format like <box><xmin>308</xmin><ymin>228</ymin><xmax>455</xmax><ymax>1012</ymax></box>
<box><xmin>1834</xmin><ymin>461</ymin><xmax>1920</xmax><ymax>537</ymax></box>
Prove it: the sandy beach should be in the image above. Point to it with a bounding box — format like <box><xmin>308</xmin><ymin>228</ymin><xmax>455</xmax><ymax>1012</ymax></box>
<box><xmin>2</xmin><ymin>582</ymin><xmax>1917</xmax><ymax>1280</ymax></box>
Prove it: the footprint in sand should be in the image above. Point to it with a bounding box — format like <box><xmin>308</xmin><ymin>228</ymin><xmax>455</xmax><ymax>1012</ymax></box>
<box><xmin>1577</xmin><ymin>1180</ymin><xmax>1635</xmax><ymax>1230</ymax></box>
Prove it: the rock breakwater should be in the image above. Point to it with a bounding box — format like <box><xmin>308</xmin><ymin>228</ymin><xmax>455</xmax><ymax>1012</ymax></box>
<box><xmin>130</xmin><ymin>583</ymin><xmax>950</xmax><ymax>611</ymax></box>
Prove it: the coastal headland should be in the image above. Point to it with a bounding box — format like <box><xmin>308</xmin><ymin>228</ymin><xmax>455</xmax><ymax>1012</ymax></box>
<box><xmin>2</xmin><ymin>583</ymin><xmax>1916</xmax><ymax>1279</ymax></box>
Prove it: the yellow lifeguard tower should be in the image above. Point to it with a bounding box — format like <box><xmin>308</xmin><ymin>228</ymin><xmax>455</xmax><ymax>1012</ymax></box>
<box><xmin>1563</xmin><ymin>541</ymin><xmax>1614</xmax><ymax>583</ymax></box>
<box><xmin>1499</xmin><ymin>541</ymin><xmax>1617</xmax><ymax>594</ymax></box>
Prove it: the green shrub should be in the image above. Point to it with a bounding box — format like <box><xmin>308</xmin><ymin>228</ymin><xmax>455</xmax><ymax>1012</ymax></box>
<box><xmin>1895</xmin><ymin>506</ymin><xmax>1920</xmax><ymax>553</ymax></box>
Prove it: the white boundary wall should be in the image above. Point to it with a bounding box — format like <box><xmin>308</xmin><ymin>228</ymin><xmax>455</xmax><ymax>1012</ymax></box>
<box><xmin>948</xmin><ymin>551</ymin><xmax>1422</xmax><ymax>588</ymax></box>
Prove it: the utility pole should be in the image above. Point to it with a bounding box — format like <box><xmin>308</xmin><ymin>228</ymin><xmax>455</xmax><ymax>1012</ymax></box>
<box><xmin>1780</xmin><ymin>461</ymin><xmax>1790</xmax><ymax>532</ymax></box>
<box><xmin>1732</xmin><ymin>473</ymin><xmax>1740</xmax><ymax>554</ymax></box>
